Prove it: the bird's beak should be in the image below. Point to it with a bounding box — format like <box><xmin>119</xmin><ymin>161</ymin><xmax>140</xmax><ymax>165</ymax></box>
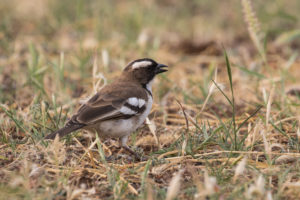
<box><xmin>155</xmin><ymin>63</ymin><xmax>168</xmax><ymax>74</ymax></box>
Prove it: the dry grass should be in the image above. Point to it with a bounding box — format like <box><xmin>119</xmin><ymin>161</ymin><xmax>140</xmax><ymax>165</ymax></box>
<box><xmin>0</xmin><ymin>0</ymin><xmax>300</xmax><ymax>199</ymax></box>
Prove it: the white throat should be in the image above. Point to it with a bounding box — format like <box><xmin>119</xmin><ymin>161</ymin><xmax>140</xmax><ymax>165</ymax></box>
<box><xmin>146</xmin><ymin>79</ymin><xmax>154</xmax><ymax>93</ymax></box>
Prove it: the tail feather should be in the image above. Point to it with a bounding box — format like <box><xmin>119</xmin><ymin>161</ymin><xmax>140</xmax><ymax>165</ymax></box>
<box><xmin>45</xmin><ymin>123</ymin><xmax>85</xmax><ymax>139</ymax></box>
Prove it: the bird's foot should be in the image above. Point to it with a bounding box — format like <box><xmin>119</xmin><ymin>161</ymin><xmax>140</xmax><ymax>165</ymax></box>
<box><xmin>122</xmin><ymin>146</ymin><xmax>147</xmax><ymax>161</ymax></box>
<box><xmin>105</xmin><ymin>155</ymin><xmax>114</xmax><ymax>161</ymax></box>
<box><xmin>105</xmin><ymin>153</ymin><xmax>132</xmax><ymax>161</ymax></box>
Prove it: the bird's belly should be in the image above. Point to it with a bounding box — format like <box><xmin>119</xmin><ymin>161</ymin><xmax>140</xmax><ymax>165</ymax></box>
<box><xmin>96</xmin><ymin>118</ymin><xmax>137</xmax><ymax>138</ymax></box>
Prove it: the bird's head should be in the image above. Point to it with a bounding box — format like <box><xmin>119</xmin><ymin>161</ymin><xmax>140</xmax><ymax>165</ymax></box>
<box><xmin>122</xmin><ymin>58</ymin><xmax>168</xmax><ymax>85</ymax></box>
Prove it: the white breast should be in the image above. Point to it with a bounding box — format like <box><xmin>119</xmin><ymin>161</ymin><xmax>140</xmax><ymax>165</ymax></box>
<box><xmin>135</xmin><ymin>80</ymin><xmax>153</xmax><ymax>128</ymax></box>
<box><xmin>136</xmin><ymin>93</ymin><xmax>153</xmax><ymax>128</ymax></box>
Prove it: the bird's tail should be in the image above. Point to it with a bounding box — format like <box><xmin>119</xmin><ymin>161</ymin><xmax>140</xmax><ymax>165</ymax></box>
<box><xmin>45</xmin><ymin>123</ymin><xmax>85</xmax><ymax>139</ymax></box>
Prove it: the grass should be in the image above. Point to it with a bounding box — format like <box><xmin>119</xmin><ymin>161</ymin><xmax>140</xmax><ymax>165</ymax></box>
<box><xmin>1</xmin><ymin>0</ymin><xmax>300</xmax><ymax>199</ymax></box>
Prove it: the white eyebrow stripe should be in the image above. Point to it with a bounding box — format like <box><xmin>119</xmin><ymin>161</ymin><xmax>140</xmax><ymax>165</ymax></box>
<box><xmin>132</xmin><ymin>61</ymin><xmax>152</xmax><ymax>69</ymax></box>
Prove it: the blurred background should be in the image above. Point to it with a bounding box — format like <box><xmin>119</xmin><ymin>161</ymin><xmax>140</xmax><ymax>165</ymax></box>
<box><xmin>1</xmin><ymin>0</ymin><xmax>300</xmax><ymax>53</ymax></box>
<box><xmin>0</xmin><ymin>0</ymin><xmax>300</xmax><ymax>105</ymax></box>
<box><xmin>1</xmin><ymin>1</ymin><xmax>300</xmax><ymax>199</ymax></box>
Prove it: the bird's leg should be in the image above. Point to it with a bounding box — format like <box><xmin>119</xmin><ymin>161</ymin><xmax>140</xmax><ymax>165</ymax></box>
<box><xmin>119</xmin><ymin>136</ymin><xmax>142</xmax><ymax>161</ymax></box>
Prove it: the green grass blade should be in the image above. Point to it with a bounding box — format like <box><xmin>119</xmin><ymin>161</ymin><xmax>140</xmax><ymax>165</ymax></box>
<box><xmin>223</xmin><ymin>49</ymin><xmax>237</xmax><ymax>149</ymax></box>
<box><xmin>233</xmin><ymin>64</ymin><xmax>265</xmax><ymax>79</ymax></box>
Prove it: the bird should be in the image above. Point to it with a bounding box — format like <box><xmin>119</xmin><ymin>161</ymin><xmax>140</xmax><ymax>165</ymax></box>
<box><xmin>45</xmin><ymin>58</ymin><xmax>168</xmax><ymax>159</ymax></box>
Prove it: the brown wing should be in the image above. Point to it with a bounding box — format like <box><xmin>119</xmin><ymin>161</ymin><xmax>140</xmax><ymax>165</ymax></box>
<box><xmin>74</xmin><ymin>81</ymin><xmax>148</xmax><ymax>125</ymax></box>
